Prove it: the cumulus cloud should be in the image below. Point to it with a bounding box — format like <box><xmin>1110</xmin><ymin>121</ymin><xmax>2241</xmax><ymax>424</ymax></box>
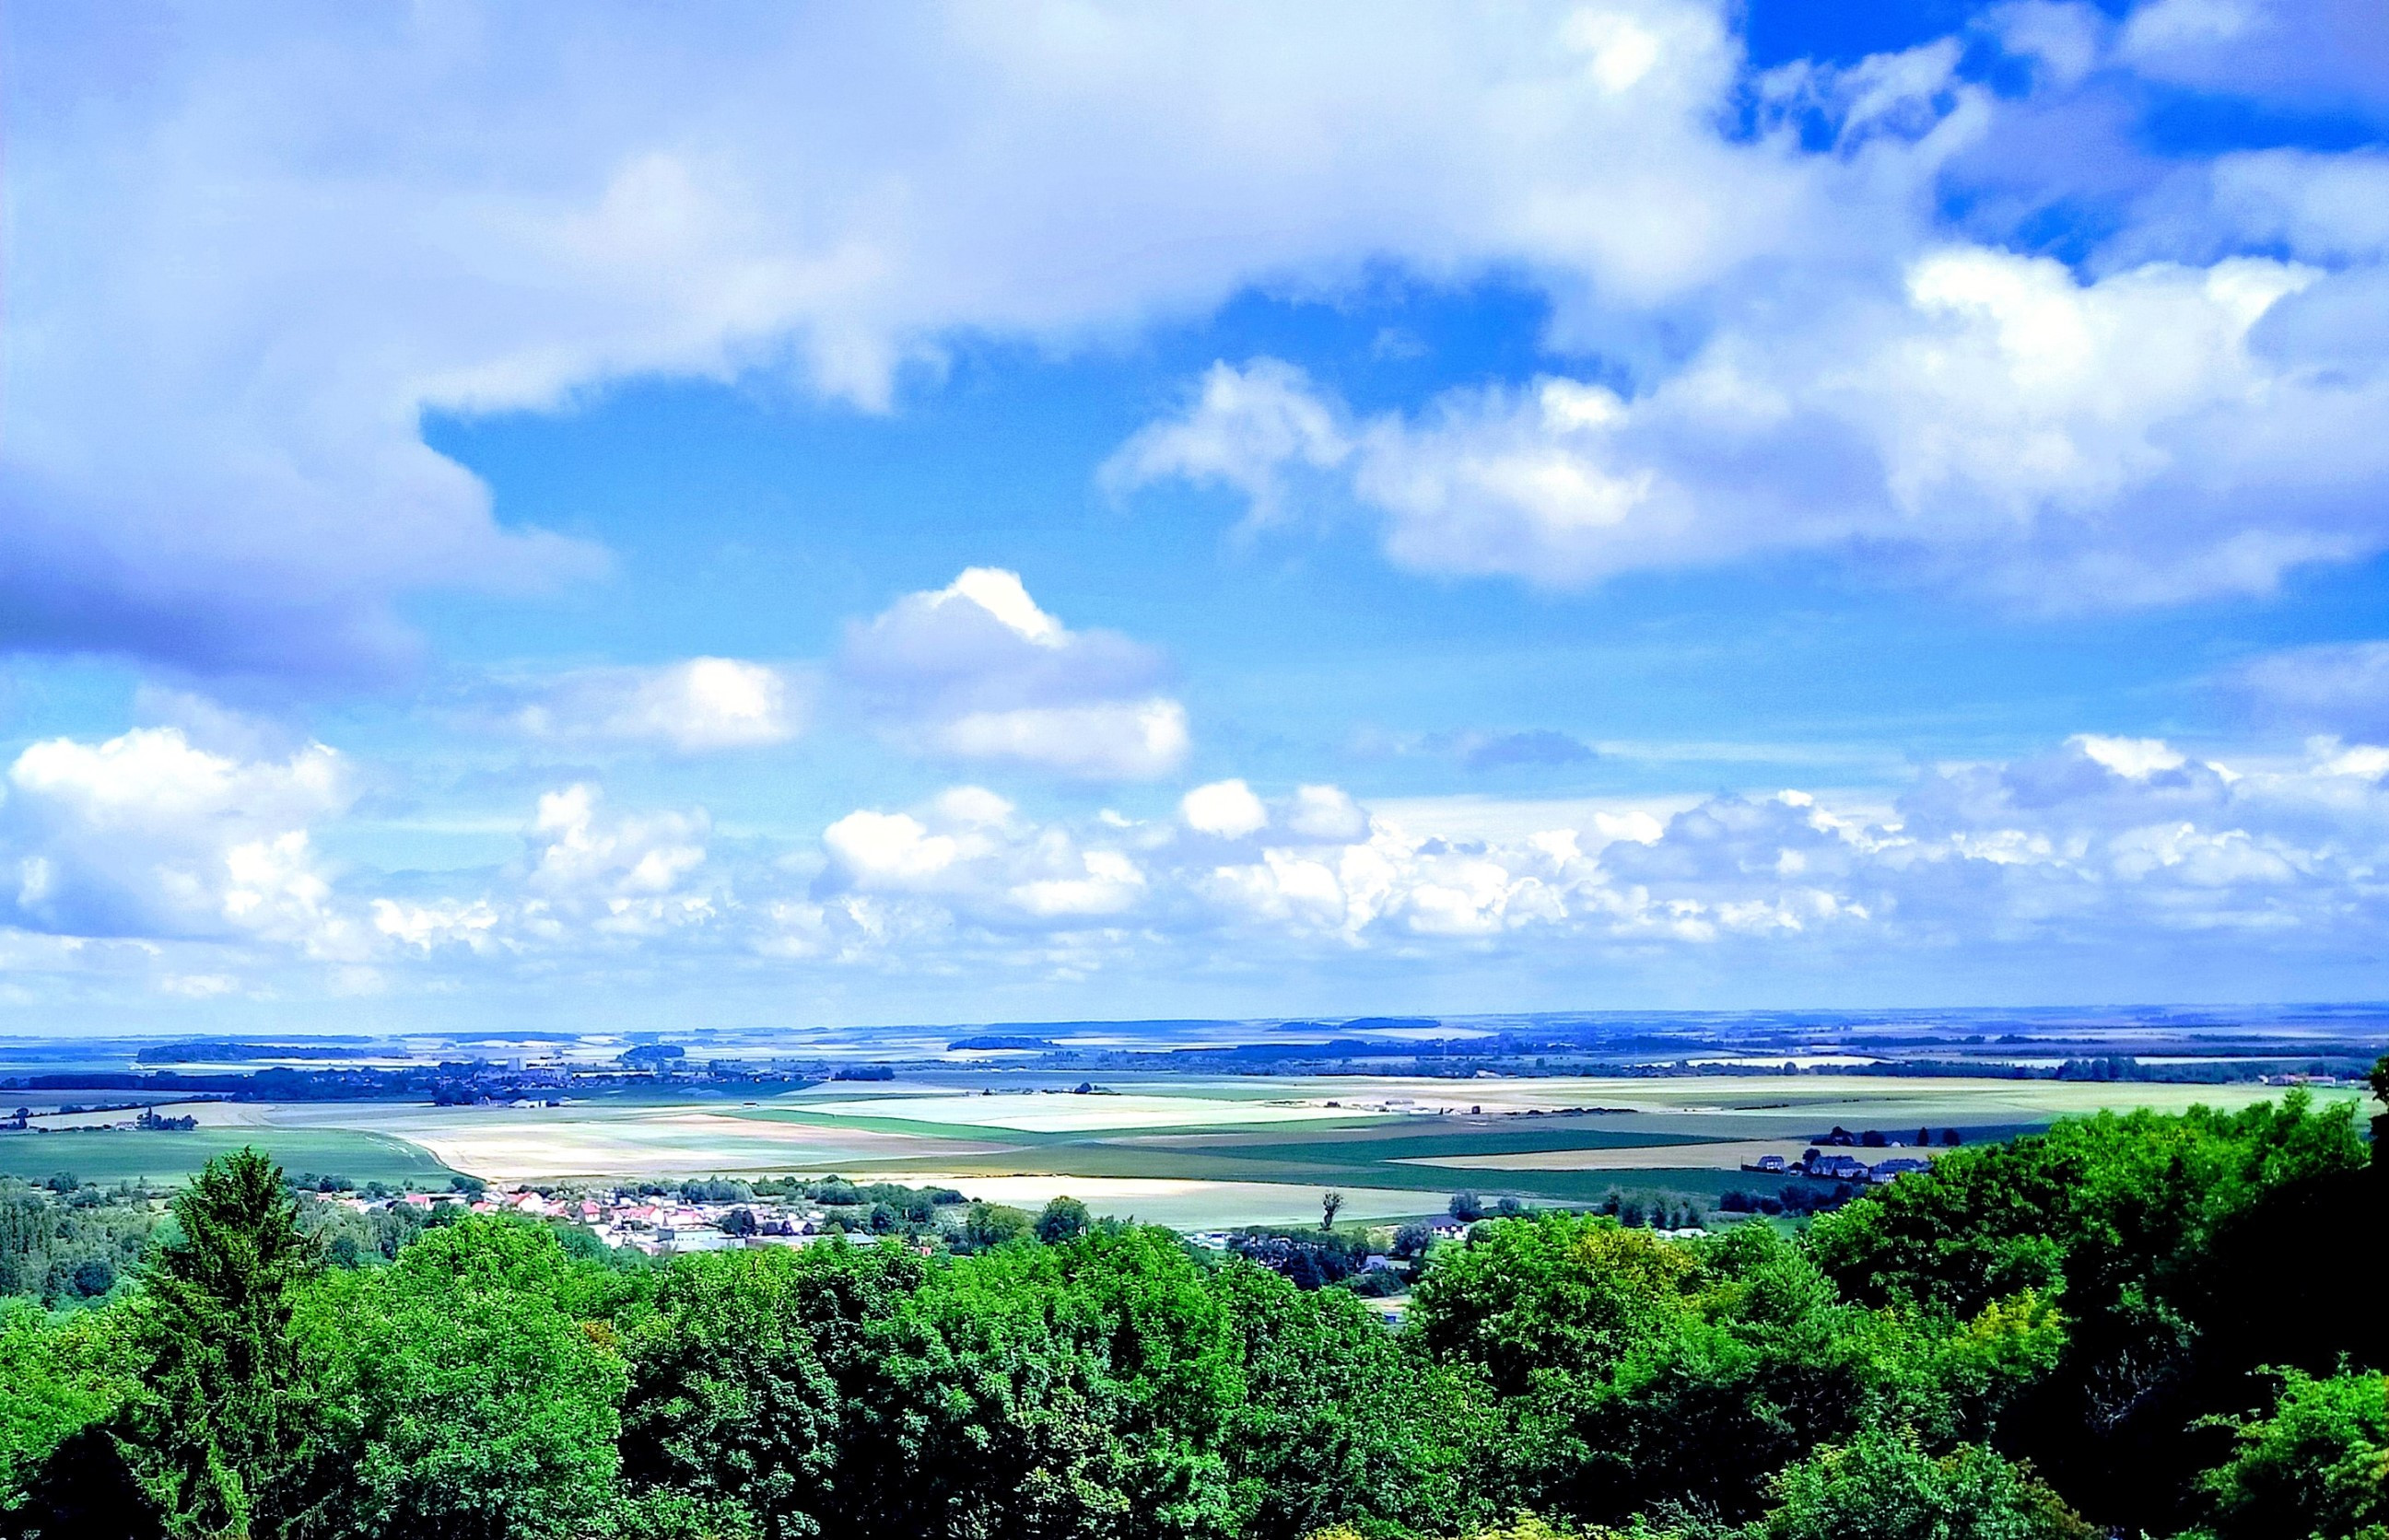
<box><xmin>1119</xmin><ymin>239</ymin><xmax>2389</xmax><ymax>605</ymax></box>
<box><xmin>10</xmin><ymin>1</ymin><xmax>2384</xmax><ymax>673</ymax></box>
<box><xmin>811</xmin><ymin>784</ymin><xmax>1151</xmax><ymax>941</ymax></box>
<box><xmin>369</xmin><ymin>782</ymin><xmax>722</xmax><ymax>960</ymax></box>
<box><xmin>0</xmin><ymin>727</ymin><xmax>357</xmax><ymax>951</ymax></box>
<box><xmin>840</xmin><ymin>568</ymin><xmax>1188</xmax><ymax>778</ymax></box>
<box><xmin>1104</xmin><ymin>359</ymin><xmax>1353</xmax><ymax>523</ymax></box>
<box><xmin>498</xmin><ymin>658</ymin><xmax>805</xmax><ymax>752</ymax></box>
<box><xmin>1181</xmin><ymin>779</ymin><xmax>1270</xmax><ymax>838</ymax></box>
<box><xmin>772</xmin><ymin>731</ymin><xmax>2389</xmax><ymax>974</ymax></box>
<box><xmin>521</xmin><ymin>786</ymin><xmax>716</xmax><ymax>937</ymax></box>
<box><xmin>0</xmin><ymin>0</ymin><xmax>2033</xmax><ymax>676</ymax></box>
<box><xmin>6</xmin><ymin>727</ymin><xmax>2388</xmax><ymax>999</ymax></box>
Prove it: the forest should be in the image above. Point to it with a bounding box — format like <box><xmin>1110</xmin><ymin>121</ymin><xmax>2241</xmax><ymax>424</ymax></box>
<box><xmin>0</xmin><ymin>1079</ymin><xmax>2382</xmax><ymax>1540</ymax></box>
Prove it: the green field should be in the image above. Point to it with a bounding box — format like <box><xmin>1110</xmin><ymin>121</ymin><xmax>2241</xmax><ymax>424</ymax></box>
<box><xmin>0</xmin><ymin>1127</ymin><xmax>457</xmax><ymax>1186</ymax></box>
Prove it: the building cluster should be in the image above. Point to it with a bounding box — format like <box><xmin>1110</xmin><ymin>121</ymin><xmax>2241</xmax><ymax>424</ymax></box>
<box><xmin>1745</xmin><ymin>1149</ymin><xmax>1933</xmax><ymax>1184</ymax></box>
<box><xmin>324</xmin><ymin>1185</ymin><xmax>846</xmax><ymax>1254</ymax></box>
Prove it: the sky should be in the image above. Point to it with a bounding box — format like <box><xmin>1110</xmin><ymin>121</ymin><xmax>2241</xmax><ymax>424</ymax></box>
<box><xmin>3</xmin><ymin>0</ymin><xmax>2387</xmax><ymax>1035</ymax></box>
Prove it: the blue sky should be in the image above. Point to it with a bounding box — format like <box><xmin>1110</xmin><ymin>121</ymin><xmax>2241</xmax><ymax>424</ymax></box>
<box><xmin>4</xmin><ymin>0</ymin><xmax>2387</xmax><ymax>1033</ymax></box>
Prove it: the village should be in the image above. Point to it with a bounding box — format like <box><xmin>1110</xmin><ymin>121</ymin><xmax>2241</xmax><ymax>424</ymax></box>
<box><xmin>323</xmin><ymin>1184</ymin><xmax>869</xmax><ymax>1255</ymax></box>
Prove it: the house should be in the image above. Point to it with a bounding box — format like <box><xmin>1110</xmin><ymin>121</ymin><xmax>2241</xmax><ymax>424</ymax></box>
<box><xmin>1869</xmin><ymin>1157</ymin><xmax>1928</xmax><ymax>1183</ymax></box>
<box><xmin>1754</xmin><ymin>1154</ymin><xmax>1786</xmax><ymax>1172</ymax></box>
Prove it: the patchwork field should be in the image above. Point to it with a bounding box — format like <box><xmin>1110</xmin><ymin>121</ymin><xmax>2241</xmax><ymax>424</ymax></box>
<box><xmin>166</xmin><ymin>1071</ymin><xmax>2360</xmax><ymax>1223</ymax></box>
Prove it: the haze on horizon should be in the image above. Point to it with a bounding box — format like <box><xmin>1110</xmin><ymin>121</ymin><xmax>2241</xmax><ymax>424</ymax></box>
<box><xmin>5</xmin><ymin>0</ymin><xmax>2388</xmax><ymax>1035</ymax></box>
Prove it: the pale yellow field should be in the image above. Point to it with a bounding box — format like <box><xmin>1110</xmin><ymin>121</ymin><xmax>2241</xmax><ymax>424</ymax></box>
<box><xmin>850</xmin><ymin>1173</ymin><xmax>1451</xmax><ymax>1229</ymax></box>
<box><xmin>26</xmin><ymin>1098</ymin><xmax>271</xmax><ymax>1131</ymax></box>
<box><xmin>263</xmin><ymin>1101</ymin><xmax>1003</xmax><ymax>1182</ymax></box>
<box><xmin>790</xmin><ymin>1090</ymin><xmax>1372</xmax><ymax>1134</ymax></box>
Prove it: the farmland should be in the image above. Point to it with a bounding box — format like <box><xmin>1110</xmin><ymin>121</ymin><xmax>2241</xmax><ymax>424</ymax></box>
<box><xmin>0</xmin><ymin>1126</ymin><xmax>457</xmax><ymax>1186</ymax></box>
<box><xmin>119</xmin><ymin>1069</ymin><xmax>2365</xmax><ymax>1224</ymax></box>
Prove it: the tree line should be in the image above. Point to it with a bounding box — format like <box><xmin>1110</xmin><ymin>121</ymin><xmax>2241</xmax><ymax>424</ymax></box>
<box><xmin>0</xmin><ymin>1080</ymin><xmax>2383</xmax><ymax>1540</ymax></box>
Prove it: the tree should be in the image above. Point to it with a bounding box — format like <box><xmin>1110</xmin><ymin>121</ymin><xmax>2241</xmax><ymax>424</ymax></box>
<box><xmin>1448</xmin><ymin>1191</ymin><xmax>1484</xmax><ymax>1223</ymax></box>
<box><xmin>1808</xmin><ymin>1093</ymin><xmax>2375</xmax><ymax>1530</ymax></box>
<box><xmin>1391</xmin><ymin>1223</ymin><xmax>1434</xmax><ymax>1261</ymax></box>
<box><xmin>853</xmin><ymin>1226</ymin><xmax>1246</xmax><ymax>1538</ymax></box>
<box><xmin>1320</xmin><ymin>1192</ymin><xmax>1345</xmax><ymax>1231</ymax></box>
<box><xmin>120</xmin><ymin>1147</ymin><xmax>325</xmax><ymax>1539</ymax></box>
<box><xmin>2195</xmin><ymin>1368</ymin><xmax>2389</xmax><ymax>1540</ymax></box>
<box><xmin>1755</xmin><ymin>1427</ymin><xmax>2092</xmax><ymax>1540</ymax></box>
<box><xmin>1034</xmin><ymin>1195</ymin><xmax>1091</xmax><ymax>1245</ymax></box>
<box><xmin>0</xmin><ymin>1299</ymin><xmax>142</xmax><ymax>1534</ymax></box>
<box><xmin>1406</xmin><ymin>1212</ymin><xmax>2060</xmax><ymax>1526</ymax></box>
<box><xmin>621</xmin><ymin>1242</ymin><xmax>924</xmax><ymax>1540</ymax></box>
<box><xmin>960</xmin><ymin>1201</ymin><xmax>1032</xmax><ymax>1251</ymax></box>
<box><xmin>299</xmin><ymin>1215</ymin><xmax>629</xmax><ymax>1540</ymax></box>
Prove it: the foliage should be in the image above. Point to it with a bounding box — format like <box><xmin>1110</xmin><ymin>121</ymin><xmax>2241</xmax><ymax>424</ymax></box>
<box><xmin>2192</xmin><ymin>1368</ymin><xmax>2389</xmax><ymax>1540</ymax></box>
<box><xmin>119</xmin><ymin>1147</ymin><xmax>325</xmax><ymax>1539</ymax></box>
<box><xmin>1035</xmin><ymin>1196</ymin><xmax>1093</xmax><ymax>1245</ymax></box>
<box><xmin>618</xmin><ymin>1239</ymin><xmax>924</xmax><ymax>1540</ymax></box>
<box><xmin>1749</xmin><ymin>1427</ymin><xmax>2091</xmax><ymax>1540</ymax></box>
<box><xmin>295</xmin><ymin>1216</ymin><xmax>629</xmax><ymax>1540</ymax></box>
<box><xmin>0</xmin><ymin>1300</ymin><xmax>138</xmax><ymax>1529</ymax></box>
<box><xmin>0</xmin><ymin>1179</ymin><xmax>158</xmax><ymax>1306</ymax></box>
<box><xmin>959</xmin><ymin>1201</ymin><xmax>1033</xmax><ymax>1251</ymax></box>
<box><xmin>1808</xmin><ymin>1091</ymin><xmax>2378</xmax><ymax>1526</ymax></box>
<box><xmin>1226</xmin><ymin>1227</ymin><xmax>1376</xmax><ymax>1290</ymax></box>
<box><xmin>852</xmin><ymin>1225</ymin><xmax>1247</xmax><ymax>1537</ymax></box>
<box><xmin>1408</xmin><ymin>1213</ymin><xmax>2059</xmax><ymax>1524</ymax></box>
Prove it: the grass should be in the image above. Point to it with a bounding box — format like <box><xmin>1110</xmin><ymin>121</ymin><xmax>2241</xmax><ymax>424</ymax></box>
<box><xmin>0</xmin><ymin>1127</ymin><xmax>457</xmax><ymax>1186</ymax></box>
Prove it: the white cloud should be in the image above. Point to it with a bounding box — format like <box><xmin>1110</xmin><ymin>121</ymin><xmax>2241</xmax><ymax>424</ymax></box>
<box><xmin>0</xmin><ymin>0</ymin><xmax>1959</xmax><ymax>675</ymax></box>
<box><xmin>371</xmin><ymin>897</ymin><xmax>505</xmax><ymax>956</ymax></box>
<box><xmin>1181</xmin><ymin>779</ymin><xmax>1270</xmax><ymax>838</ymax></box>
<box><xmin>1009</xmin><ymin>850</ymin><xmax>1149</xmax><ymax>918</ymax></box>
<box><xmin>936</xmin><ymin>701</ymin><xmax>1191</xmax><ymax>781</ymax></box>
<box><xmin>2206</xmin><ymin>150</ymin><xmax>2389</xmax><ymax>264</ymax></box>
<box><xmin>823</xmin><ymin>811</ymin><xmax>966</xmax><ymax>886</ymax></box>
<box><xmin>1286</xmin><ymin>784</ymin><xmax>1368</xmax><ymax>841</ymax></box>
<box><xmin>8</xmin><ymin>731</ymin><xmax>2389</xmax><ymax>1000</ymax></box>
<box><xmin>1103</xmin><ymin>359</ymin><xmax>1352</xmax><ymax>522</ymax></box>
<box><xmin>841</xmin><ymin>568</ymin><xmax>1189</xmax><ymax>778</ymax></box>
<box><xmin>1119</xmin><ymin>242</ymin><xmax>2389</xmax><ymax>605</ymax></box>
<box><xmin>9</xmin><ymin>1</ymin><xmax>2384</xmax><ymax>676</ymax></box>
<box><xmin>1</xmin><ymin>727</ymin><xmax>357</xmax><ymax>951</ymax></box>
<box><xmin>814</xmin><ymin>786</ymin><xmax>1151</xmax><ymax>939</ymax></box>
<box><xmin>2114</xmin><ymin>0</ymin><xmax>2388</xmax><ymax>106</ymax></box>
<box><xmin>523</xmin><ymin>785</ymin><xmax>715</xmax><ymax>936</ymax></box>
<box><xmin>507</xmin><ymin>658</ymin><xmax>804</xmax><ymax>752</ymax></box>
<box><xmin>158</xmin><ymin>973</ymin><xmax>240</xmax><ymax>998</ymax></box>
<box><xmin>2072</xmin><ymin>734</ymin><xmax>2187</xmax><ymax>779</ymax></box>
